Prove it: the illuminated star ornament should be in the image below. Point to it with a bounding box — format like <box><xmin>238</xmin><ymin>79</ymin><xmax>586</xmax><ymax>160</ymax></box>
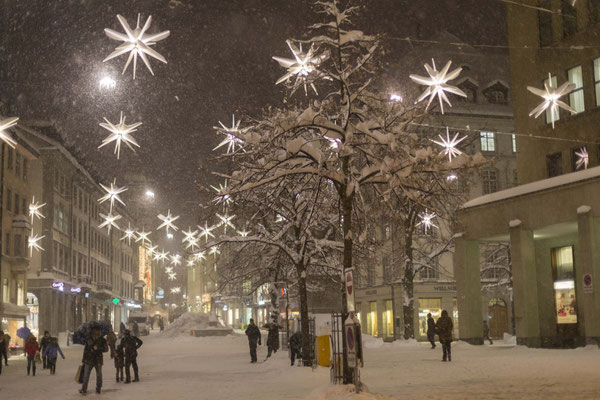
<box><xmin>99</xmin><ymin>212</ymin><xmax>122</xmax><ymax>233</ymax></box>
<box><xmin>29</xmin><ymin>196</ymin><xmax>46</xmax><ymax>223</ymax></box>
<box><xmin>171</xmin><ymin>287</ymin><xmax>181</xmax><ymax>294</ymax></box>
<box><xmin>417</xmin><ymin>210</ymin><xmax>438</xmax><ymax>234</ymax></box>
<box><xmin>168</xmin><ymin>273</ymin><xmax>177</xmax><ymax>281</ymax></box>
<box><xmin>170</xmin><ymin>254</ymin><xmax>182</xmax><ymax>266</ymax></box>
<box><xmin>209</xmin><ymin>246</ymin><xmax>221</xmax><ymax>258</ymax></box>
<box><xmin>165</xmin><ymin>266</ymin><xmax>174</xmax><ymax>274</ymax></box>
<box><xmin>237</xmin><ymin>229</ymin><xmax>250</xmax><ymax>238</ymax></box>
<box><xmin>135</xmin><ymin>229</ymin><xmax>151</xmax><ymax>246</ymax></box>
<box><xmin>216</xmin><ymin>213</ymin><xmax>236</xmax><ymax>234</ymax></box>
<box><xmin>198</xmin><ymin>222</ymin><xmax>215</xmax><ymax>243</ymax></box>
<box><xmin>211</xmin><ymin>180</ymin><xmax>233</xmax><ymax>207</ymax></box>
<box><xmin>147</xmin><ymin>245</ymin><xmax>158</xmax><ymax>256</ymax></box>
<box><xmin>0</xmin><ymin>117</ymin><xmax>19</xmax><ymax>148</ymax></box>
<box><xmin>431</xmin><ymin>127</ymin><xmax>467</xmax><ymax>162</ymax></box>
<box><xmin>121</xmin><ymin>223</ymin><xmax>136</xmax><ymax>244</ymax></box>
<box><xmin>28</xmin><ymin>234</ymin><xmax>45</xmax><ymax>256</ymax></box>
<box><xmin>213</xmin><ymin>115</ymin><xmax>246</xmax><ymax>154</ymax></box>
<box><xmin>98</xmin><ymin>179</ymin><xmax>127</xmax><ymax>211</ymax></box>
<box><xmin>273</xmin><ymin>40</ymin><xmax>326</xmax><ymax>96</ymax></box>
<box><xmin>157</xmin><ymin>209</ymin><xmax>180</xmax><ymax>234</ymax></box>
<box><xmin>409</xmin><ymin>59</ymin><xmax>466</xmax><ymax>114</ymax></box>
<box><xmin>527</xmin><ymin>74</ymin><xmax>576</xmax><ymax>128</ymax></box>
<box><xmin>103</xmin><ymin>13</ymin><xmax>170</xmax><ymax>79</ymax></box>
<box><xmin>575</xmin><ymin>147</ymin><xmax>589</xmax><ymax>170</ymax></box>
<box><xmin>99</xmin><ymin>112</ymin><xmax>142</xmax><ymax>159</ymax></box>
<box><xmin>193</xmin><ymin>251</ymin><xmax>206</xmax><ymax>261</ymax></box>
<box><xmin>186</xmin><ymin>259</ymin><xmax>196</xmax><ymax>267</ymax></box>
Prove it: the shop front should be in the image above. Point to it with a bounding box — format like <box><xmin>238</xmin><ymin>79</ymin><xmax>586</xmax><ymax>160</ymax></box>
<box><xmin>414</xmin><ymin>282</ymin><xmax>459</xmax><ymax>341</ymax></box>
<box><xmin>0</xmin><ymin>305</ymin><xmax>27</xmax><ymax>350</ymax></box>
<box><xmin>355</xmin><ymin>285</ymin><xmax>402</xmax><ymax>340</ymax></box>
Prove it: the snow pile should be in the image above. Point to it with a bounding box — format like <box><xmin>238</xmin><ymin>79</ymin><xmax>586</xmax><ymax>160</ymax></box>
<box><xmin>390</xmin><ymin>338</ymin><xmax>421</xmax><ymax>348</ymax></box>
<box><xmin>306</xmin><ymin>385</ymin><xmax>393</xmax><ymax>400</ymax></box>
<box><xmin>503</xmin><ymin>333</ymin><xmax>517</xmax><ymax>345</ymax></box>
<box><xmin>361</xmin><ymin>335</ymin><xmax>384</xmax><ymax>349</ymax></box>
<box><xmin>162</xmin><ymin>312</ymin><xmax>210</xmax><ymax>337</ymax></box>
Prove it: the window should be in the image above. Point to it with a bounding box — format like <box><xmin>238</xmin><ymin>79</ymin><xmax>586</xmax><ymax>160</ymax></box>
<box><xmin>5</xmin><ymin>233</ymin><xmax>10</xmax><ymax>256</ymax></box>
<box><xmin>551</xmin><ymin>246</ymin><xmax>577</xmax><ymax>324</ymax></box>
<box><xmin>418</xmin><ymin>298</ymin><xmax>442</xmax><ymax>337</ymax></box>
<box><xmin>512</xmin><ymin>134</ymin><xmax>517</xmax><ymax>153</ymax></box>
<box><xmin>17</xmin><ymin>281</ymin><xmax>24</xmax><ymax>305</ymax></box>
<box><xmin>14</xmin><ymin>193</ymin><xmax>19</xmax><ymax>215</ymax></box>
<box><xmin>545</xmin><ymin>75</ymin><xmax>559</xmax><ymax>124</ymax></box>
<box><xmin>6</xmin><ymin>188</ymin><xmax>12</xmax><ymax>212</ymax></box>
<box><xmin>538</xmin><ymin>0</ymin><xmax>553</xmax><ymax>47</ymax></box>
<box><xmin>594</xmin><ymin>58</ymin><xmax>600</xmax><ymax>107</ymax></box>
<box><xmin>14</xmin><ymin>234</ymin><xmax>22</xmax><ymax>257</ymax></box>
<box><xmin>513</xmin><ymin>170</ymin><xmax>518</xmax><ymax>186</ymax></box>
<box><xmin>7</xmin><ymin>147</ymin><xmax>13</xmax><ymax>170</ymax></box>
<box><xmin>591</xmin><ymin>0</ymin><xmax>600</xmax><ymax>23</ymax></box>
<box><xmin>15</xmin><ymin>152</ymin><xmax>21</xmax><ymax>177</ymax></box>
<box><xmin>367</xmin><ymin>301</ymin><xmax>378</xmax><ymax>337</ymax></box>
<box><xmin>22</xmin><ymin>158</ymin><xmax>28</xmax><ymax>181</ymax></box>
<box><xmin>480</xmin><ymin>132</ymin><xmax>495</xmax><ymax>152</ymax></box>
<box><xmin>547</xmin><ymin>152</ymin><xmax>563</xmax><ymax>177</ymax></box>
<box><xmin>22</xmin><ymin>198</ymin><xmax>26</xmax><ymax>217</ymax></box>
<box><xmin>2</xmin><ymin>278</ymin><xmax>8</xmax><ymax>302</ymax></box>
<box><xmin>482</xmin><ymin>168</ymin><xmax>498</xmax><ymax>194</ymax></box>
<box><xmin>419</xmin><ymin>263</ymin><xmax>439</xmax><ymax>280</ymax></box>
<box><xmin>484</xmin><ymin>82</ymin><xmax>509</xmax><ymax>105</ymax></box>
<box><xmin>567</xmin><ymin>66</ymin><xmax>585</xmax><ymax>113</ymax></box>
<box><xmin>458</xmin><ymin>80</ymin><xmax>478</xmax><ymax>103</ymax></box>
<box><xmin>561</xmin><ymin>0</ymin><xmax>578</xmax><ymax>38</ymax></box>
<box><xmin>367</xmin><ymin>263</ymin><xmax>376</xmax><ymax>286</ymax></box>
<box><xmin>382</xmin><ymin>256</ymin><xmax>391</xmax><ymax>283</ymax></box>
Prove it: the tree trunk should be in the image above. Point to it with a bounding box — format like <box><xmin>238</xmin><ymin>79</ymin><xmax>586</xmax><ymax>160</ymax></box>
<box><xmin>403</xmin><ymin>228</ymin><xmax>415</xmax><ymax>340</ymax></box>
<box><xmin>341</xmin><ymin>190</ymin><xmax>354</xmax><ymax>383</ymax></box>
<box><xmin>297</xmin><ymin>263</ymin><xmax>311</xmax><ymax>366</ymax></box>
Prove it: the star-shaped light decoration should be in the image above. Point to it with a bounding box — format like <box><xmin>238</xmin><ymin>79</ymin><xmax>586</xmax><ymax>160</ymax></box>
<box><xmin>216</xmin><ymin>213</ymin><xmax>236</xmax><ymax>234</ymax></box>
<box><xmin>28</xmin><ymin>234</ymin><xmax>45</xmax><ymax>256</ymax></box>
<box><xmin>121</xmin><ymin>223</ymin><xmax>136</xmax><ymax>245</ymax></box>
<box><xmin>0</xmin><ymin>117</ymin><xmax>19</xmax><ymax>148</ymax></box>
<box><xmin>157</xmin><ymin>209</ymin><xmax>180</xmax><ymax>234</ymax></box>
<box><xmin>431</xmin><ymin>127</ymin><xmax>467</xmax><ymax>162</ymax></box>
<box><xmin>273</xmin><ymin>40</ymin><xmax>326</xmax><ymax>96</ymax></box>
<box><xmin>168</xmin><ymin>272</ymin><xmax>177</xmax><ymax>281</ymax></box>
<box><xmin>198</xmin><ymin>222</ymin><xmax>215</xmax><ymax>243</ymax></box>
<box><xmin>417</xmin><ymin>209</ymin><xmax>438</xmax><ymax>234</ymax></box>
<box><xmin>170</xmin><ymin>287</ymin><xmax>181</xmax><ymax>294</ymax></box>
<box><xmin>156</xmin><ymin>250</ymin><xmax>170</xmax><ymax>262</ymax></box>
<box><xmin>147</xmin><ymin>245</ymin><xmax>158</xmax><ymax>256</ymax></box>
<box><xmin>237</xmin><ymin>229</ymin><xmax>250</xmax><ymax>237</ymax></box>
<box><xmin>99</xmin><ymin>112</ymin><xmax>142</xmax><ymax>159</ymax></box>
<box><xmin>213</xmin><ymin>115</ymin><xmax>247</xmax><ymax>154</ymax></box>
<box><xmin>193</xmin><ymin>251</ymin><xmax>206</xmax><ymax>261</ymax></box>
<box><xmin>209</xmin><ymin>245</ymin><xmax>220</xmax><ymax>258</ymax></box>
<box><xmin>103</xmin><ymin>13</ymin><xmax>170</xmax><ymax>79</ymax></box>
<box><xmin>165</xmin><ymin>266</ymin><xmax>174</xmax><ymax>274</ymax></box>
<box><xmin>409</xmin><ymin>59</ymin><xmax>466</xmax><ymax>114</ymax></box>
<box><xmin>182</xmin><ymin>227</ymin><xmax>198</xmax><ymax>244</ymax></box>
<box><xmin>135</xmin><ymin>228</ymin><xmax>151</xmax><ymax>246</ymax></box>
<box><xmin>186</xmin><ymin>259</ymin><xmax>196</xmax><ymax>267</ymax></box>
<box><xmin>29</xmin><ymin>196</ymin><xmax>46</xmax><ymax>223</ymax></box>
<box><xmin>211</xmin><ymin>180</ymin><xmax>233</xmax><ymax>207</ymax></box>
<box><xmin>98</xmin><ymin>178</ymin><xmax>127</xmax><ymax>212</ymax></box>
<box><xmin>527</xmin><ymin>73</ymin><xmax>576</xmax><ymax>128</ymax></box>
<box><xmin>99</xmin><ymin>212</ymin><xmax>122</xmax><ymax>233</ymax></box>
<box><xmin>170</xmin><ymin>254</ymin><xmax>182</xmax><ymax>266</ymax></box>
<box><xmin>575</xmin><ymin>147</ymin><xmax>589</xmax><ymax>170</ymax></box>
<box><xmin>185</xmin><ymin>236</ymin><xmax>199</xmax><ymax>251</ymax></box>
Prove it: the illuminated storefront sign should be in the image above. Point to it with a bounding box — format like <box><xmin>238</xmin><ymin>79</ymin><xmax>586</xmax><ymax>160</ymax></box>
<box><xmin>70</xmin><ymin>287</ymin><xmax>82</xmax><ymax>293</ymax></box>
<box><xmin>51</xmin><ymin>282</ymin><xmax>64</xmax><ymax>292</ymax></box>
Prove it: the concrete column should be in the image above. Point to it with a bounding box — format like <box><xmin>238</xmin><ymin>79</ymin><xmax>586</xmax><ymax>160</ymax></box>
<box><xmin>454</xmin><ymin>238</ymin><xmax>483</xmax><ymax>344</ymax></box>
<box><xmin>576</xmin><ymin>209</ymin><xmax>600</xmax><ymax>343</ymax></box>
<box><xmin>510</xmin><ymin>224</ymin><xmax>541</xmax><ymax>347</ymax></box>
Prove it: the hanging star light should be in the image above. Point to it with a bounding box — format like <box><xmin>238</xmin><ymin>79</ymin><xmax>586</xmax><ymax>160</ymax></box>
<box><xmin>211</xmin><ymin>180</ymin><xmax>233</xmax><ymax>207</ymax></box>
<box><xmin>216</xmin><ymin>213</ymin><xmax>236</xmax><ymax>234</ymax></box>
<box><xmin>575</xmin><ymin>147</ymin><xmax>589</xmax><ymax>170</ymax></box>
<box><xmin>28</xmin><ymin>234</ymin><xmax>45</xmax><ymax>256</ymax></box>
<box><xmin>170</xmin><ymin>254</ymin><xmax>182</xmax><ymax>266</ymax></box>
<box><xmin>209</xmin><ymin>245</ymin><xmax>220</xmax><ymax>258</ymax></box>
<box><xmin>409</xmin><ymin>59</ymin><xmax>466</xmax><ymax>114</ymax></box>
<box><xmin>168</xmin><ymin>272</ymin><xmax>177</xmax><ymax>281</ymax></box>
<box><xmin>527</xmin><ymin>74</ymin><xmax>576</xmax><ymax>128</ymax></box>
<box><xmin>135</xmin><ymin>229</ymin><xmax>151</xmax><ymax>246</ymax></box>
<box><xmin>182</xmin><ymin>227</ymin><xmax>198</xmax><ymax>244</ymax></box>
<box><xmin>237</xmin><ymin>229</ymin><xmax>250</xmax><ymax>238</ymax></box>
<box><xmin>431</xmin><ymin>127</ymin><xmax>467</xmax><ymax>162</ymax></box>
<box><xmin>157</xmin><ymin>250</ymin><xmax>170</xmax><ymax>262</ymax></box>
<box><xmin>198</xmin><ymin>222</ymin><xmax>215</xmax><ymax>243</ymax></box>
<box><xmin>186</xmin><ymin>259</ymin><xmax>196</xmax><ymax>267</ymax></box>
<box><xmin>29</xmin><ymin>196</ymin><xmax>46</xmax><ymax>223</ymax></box>
<box><xmin>185</xmin><ymin>236</ymin><xmax>199</xmax><ymax>251</ymax></box>
<box><xmin>170</xmin><ymin>287</ymin><xmax>181</xmax><ymax>294</ymax></box>
<box><xmin>165</xmin><ymin>266</ymin><xmax>174</xmax><ymax>274</ymax></box>
<box><xmin>417</xmin><ymin>209</ymin><xmax>438</xmax><ymax>234</ymax></box>
<box><xmin>193</xmin><ymin>251</ymin><xmax>206</xmax><ymax>261</ymax></box>
<box><xmin>98</xmin><ymin>178</ymin><xmax>127</xmax><ymax>212</ymax></box>
<box><xmin>213</xmin><ymin>115</ymin><xmax>247</xmax><ymax>154</ymax></box>
<box><xmin>147</xmin><ymin>245</ymin><xmax>158</xmax><ymax>255</ymax></box>
<box><xmin>121</xmin><ymin>223</ymin><xmax>136</xmax><ymax>244</ymax></box>
<box><xmin>272</xmin><ymin>40</ymin><xmax>326</xmax><ymax>96</ymax></box>
<box><xmin>103</xmin><ymin>13</ymin><xmax>170</xmax><ymax>79</ymax></box>
<box><xmin>157</xmin><ymin>209</ymin><xmax>180</xmax><ymax>234</ymax></box>
<box><xmin>99</xmin><ymin>112</ymin><xmax>142</xmax><ymax>159</ymax></box>
<box><xmin>99</xmin><ymin>212</ymin><xmax>122</xmax><ymax>233</ymax></box>
<box><xmin>0</xmin><ymin>117</ymin><xmax>19</xmax><ymax>148</ymax></box>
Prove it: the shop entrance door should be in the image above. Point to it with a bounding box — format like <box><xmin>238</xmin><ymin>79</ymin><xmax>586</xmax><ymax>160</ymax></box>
<box><xmin>488</xmin><ymin>299</ymin><xmax>508</xmax><ymax>339</ymax></box>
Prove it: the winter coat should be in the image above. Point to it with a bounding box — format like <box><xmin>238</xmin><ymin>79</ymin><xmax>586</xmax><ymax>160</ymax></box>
<box><xmin>245</xmin><ymin>324</ymin><xmax>261</xmax><ymax>345</ymax></box>
<box><xmin>120</xmin><ymin>335</ymin><xmax>143</xmax><ymax>359</ymax></box>
<box><xmin>114</xmin><ymin>346</ymin><xmax>125</xmax><ymax>368</ymax></box>
<box><xmin>132</xmin><ymin>322</ymin><xmax>140</xmax><ymax>337</ymax></box>
<box><xmin>40</xmin><ymin>335</ymin><xmax>51</xmax><ymax>351</ymax></box>
<box><xmin>3</xmin><ymin>334</ymin><xmax>10</xmax><ymax>350</ymax></box>
<box><xmin>24</xmin><ymin>340</ymin><xmax>40</xmax><ymax>357</ymax></box>
<box><xmin>435</xmin><ymin>314</ymin><xmax>454</xmax><ymax>342</ymax></box>
<box><xmin>42</xmin><ymin>343</ymin><xmax>65</xmax><ymax>359</ymax></box>
<box><xmin>483</xmin><ymin>322</ymin><xmax>490</xmax><ymax>336</ymax></box>
<box><xmin>290</xmin><ymin>332</ymin><xmax>302</xmax><ymax>352</ymax></box>
<box><xmin>265</xmin><ymin>323</ymin><xmax>281</xmax><ymax>350</ymax></box>
<box><xmin>427</xmin><ymin>317</ymin><xmax>436</xmax><ymax>335</ymax></box>
<box><xmin>82</xmin><ymin>335</ymin><xmax>108</xmax><ymax>366</ymax></box>
<box><xmin>106</xmin><ymin>331</ymin><xmax>117</xmax><ymax>357</ymax></box>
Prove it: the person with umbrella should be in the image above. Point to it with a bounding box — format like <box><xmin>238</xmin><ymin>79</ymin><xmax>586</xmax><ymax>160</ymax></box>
<box><xmin>80</xmin><ymin>326</ymin><xmax>108</xmax><ymax>395</ymax></box>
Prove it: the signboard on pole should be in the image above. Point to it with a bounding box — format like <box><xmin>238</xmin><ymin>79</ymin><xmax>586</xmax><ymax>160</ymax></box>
<box><xmin>583</xmin><ymin>273</ymin><xmax>593</xmax><ymax>294</ymax></box>
<box><xmin>345</xmin><ymin>269</ymin><xmax>355</xmax><ymax>312</ymax></box>
<box><xmin>345</xmin><ymin>324</ymin><xmax>357</xmax><ymax>367</ymax></box>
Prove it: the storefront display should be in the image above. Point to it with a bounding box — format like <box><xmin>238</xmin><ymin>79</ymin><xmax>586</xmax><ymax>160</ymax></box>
<box><xmin>367</xmin><ymin>301</ymin><xmax>378</xmax><ymax>337</ymax></box>
<box><xmin>551</xmin><ymin>246</ymin><xmax>577</xmax><ymax>325</ymax></box>
<box><xmin>418</xmin><ymin>298</ymin><xmax>441</xmax><ymax>337</ymax></box>
<box><xmin>382</xmin><ymin>299</ymin><xmax>394</xmax><ymax>338</ymax></box>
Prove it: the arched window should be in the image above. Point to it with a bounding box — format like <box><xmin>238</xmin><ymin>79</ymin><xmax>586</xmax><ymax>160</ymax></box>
<box><xmin>457</xmin><ymin>80</ymin><xmax>478</xmax><ymax>103</ymax></box>
<box><xmin>484</xmin><ymin>81</ymin><xmax>509</xmax><ymax>105</ymax></box>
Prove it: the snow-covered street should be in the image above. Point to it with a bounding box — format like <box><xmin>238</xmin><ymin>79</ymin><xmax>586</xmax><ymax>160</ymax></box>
<box><xmin>1</xmin><ymin>332</ymin><xmax>598</xmax><ymax>399</ymax></box>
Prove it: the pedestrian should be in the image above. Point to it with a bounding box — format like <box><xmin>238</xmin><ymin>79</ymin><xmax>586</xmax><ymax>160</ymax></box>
<box><xmin>0</xmin><ymin>332</ymin><xmax>4</xmax><ymax>375</ymax></box>
<box><xmin>426</xmin><ymin>313</ymin><xmax>436</xmax><ymax>349</ymax></box>
<box><xmin>289</xmin><ymin>331</ymin><xmax>302</xmax><ymax>366</ymax></box>
<box><xmin>158</xmin><ymin>317</ymin><xmax>164</xmax><ymax>332</ymax></box>
<box><xmin>245</xmin><ymin>318</ymin><xmax>261</xmax><ymax>363</ymax></box>
<box><xmin>265</xmin><ymin>320</ymin><xmax>281</xmax><ymax>359</ymax></box>
<box><xmin>119</xmin><ymin>322</ymin><xmax>127</xmax><ymax>336</ymax></box>
<box><xmin>132</xmin><ymin>321</ymin><xmax>140</xmax><ymax>338</ymax></box>
<box><xmin>483</xmin><ymin>320</ymin><xmax>493</xmax><ymax>345</ymax></box>
<box><xmin>114</xmin><ymin>342</ymin><xmax>125</xmax><ymax>383</ymax></box>
<box><xmin>80</xmin><ymin>326</ymin><xmax>108</xmax><ymax>395</ymax></box>
<box><xmin>435</xmin><ymin>310</ymin><xmax>454</xmax><ymax>362</ymax></box>
<box><xmin>1</xmin><ymin>330</ymin><xmax>9</xmax><ymax>366</ymax></box>
<box><xmin>106</xmin><ymin>328</ymin><xmax>117</xmax><ymax>358</ymax></box>
<box><xmin>42</xmin><ymin>337</ymin><xmax>65</xmax><ymax>375</ymax></box>
<box><xmin>149</xmin><ymin>317</ymin><xmax>155</xmax><ymax>330</ymax></box>
<box><xmin>39</xmin><ymin>330</ymin><xmax>51</xmax><ymax>369</ymax></box>
<box><xmin>120</xmin><ymin>329</ymin><xmax>143</xmax><ymax>383</ymax></box>
<box><xmin>24</xmin><ymin>334</ymin><xmax>40</xmax><ymax>376</ymax></box>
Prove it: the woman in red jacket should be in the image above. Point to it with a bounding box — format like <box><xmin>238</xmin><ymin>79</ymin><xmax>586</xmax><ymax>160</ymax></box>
<box><xmin>24</xmin><ymin>334</ymin><xmax>40</xmax><ymax>376</ymax></box>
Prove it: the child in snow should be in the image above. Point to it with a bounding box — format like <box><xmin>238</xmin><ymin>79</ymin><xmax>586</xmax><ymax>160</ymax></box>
<box><xmin>114</xmin><ymin>342</ymin><xmax>125</xmax><ymax>382</ymax></box>
<box><xmin>42</xmin><ymin>337</ymin><xmax>65</xmax><ymax>375</ymax></box>
<box><xmin>24</xmin><ymin>335</ymin><xmax>40</xmax><ymax>376</ymax></box>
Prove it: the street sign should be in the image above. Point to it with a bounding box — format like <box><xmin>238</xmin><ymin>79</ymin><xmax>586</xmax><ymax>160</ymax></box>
<box><xmin>346</xmin><ymin>325</ymin><xmax>357</xmax><ymax>367</ymax></box>
<box><xmin>583</xmin><ymin>273</ymin><xmax>593</xmax><ymax>294</ymax></box>
<box><xmin>345</xmin><ymin>269</ymin><xmax>355</xmax><ymax>312</ymax></box>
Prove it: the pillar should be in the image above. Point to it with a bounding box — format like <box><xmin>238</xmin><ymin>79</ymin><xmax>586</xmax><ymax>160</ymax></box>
<box><xmin>576</xmin><ymin>208</ymin><xmax>600</xmax><ymax>344</ymax></box>
<box><xmin>454</xmin><ymin>238</ymin><xmax>483</xmax><ymax>344</ymax></box>
<box><xmin>510</xmin><ymin>223</ymin><xmax>541</xmax><ymax>347</ymax></box>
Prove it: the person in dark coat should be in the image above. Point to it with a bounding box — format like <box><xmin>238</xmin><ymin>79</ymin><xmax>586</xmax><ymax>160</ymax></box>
<box><xmin>264</xmin><ymin>321</ymin><xmax>282</xmax><ymax>359</ymax></box>
<box><xmin>80</xmin><ymin>327</ymin><xmax>108</xmax><ymax>395</ymax></box>
<box><xmin>119</xmin><ymin>322</ymin><xmax>127</xmax><ymax>336</ymax></box>
<box><xmin>106</xmin><ymin>328</ymin><xmax>117</xmax><ymax>358</ymax></box>
<box><xmin>158</xmin><ymin>317</ymin><xmax>164</xmax><ymax>332</ymax></box>
<box><xmin>0</xmin><ymin>330</ymin><xmax>9</xmax><ymax>366</ymax></box>
<box><xmin>426</xmin><ymin>313</ymin><xmax>436</xmax><ymax>349</ymax></box>
<box><xmin>42</xmin><ymin>337</ymin><xmax>65</xmax><ymax>375</ymax></box>
<box><xmin>245</xmin><ymin>319</ymin><xmax>261</xmax><ymax>363</ymax></box>
<box><xmin>435</xmin><ymin>310</ymin><xmax>454</xmax><ymax>362</ymax></box>
<box><xmin>113</xmin><ymin>341</ymin><xmax>125</xmax><ymax>383</ymax></box>
<box><xmin>132</xmin><ymin>321</ymin><xmax>140</xmax><ymax>338</ymax></box>
<box><xmin>482</xmin><ymin>320</ymin><xmax>493</xmax><ymax>345</ymax></box>
<box><xmin>119</xmin><ymin>329</ymin><xmax>143</xmax><ymax>383</ymax></box>
<box><xmin>39</xmin><ymin>330</ymin><xmax>51</xmax><ymax>369</ymax></box>
<box><xmin>289</xmin><ymin>331</ymin><xmax>303</xmax><ymax>366</ymax></box>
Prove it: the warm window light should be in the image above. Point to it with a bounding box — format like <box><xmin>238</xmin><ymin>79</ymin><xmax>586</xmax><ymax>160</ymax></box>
<box><xmin>99</xmin><ymin>76</ymin><xmax>116</xmax><ymax>90</ymax></box>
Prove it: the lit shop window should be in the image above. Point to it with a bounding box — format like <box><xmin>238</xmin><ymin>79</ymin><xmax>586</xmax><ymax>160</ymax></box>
<box><xmin>418</xmin><ymin>298</ymin><xmax>441</xmax><ymax>337</ymax></box>
<box><xmin>551</xmin><ymin>246</ymin><xmax>577</xmax><ymax>325</ymax></box>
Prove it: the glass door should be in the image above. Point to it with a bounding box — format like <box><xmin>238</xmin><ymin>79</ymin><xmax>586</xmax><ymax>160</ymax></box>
<box><xmin>551</xmin><ymin>246</ymin><xmax>578</xmax><ymax>335</ymax></box>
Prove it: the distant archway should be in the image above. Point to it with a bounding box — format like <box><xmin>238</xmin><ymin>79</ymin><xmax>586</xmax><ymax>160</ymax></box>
<box><xmin>488</xmin><ymin>298</ymin><xmax>508</xmax><ymax>339</ymax></box>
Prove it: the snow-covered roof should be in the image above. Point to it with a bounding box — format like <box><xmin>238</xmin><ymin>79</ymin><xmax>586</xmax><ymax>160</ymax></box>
<box><xmin>462</xmin><ymin>165</ymin><xmax>600</xmax><ymax>209</ymax></box>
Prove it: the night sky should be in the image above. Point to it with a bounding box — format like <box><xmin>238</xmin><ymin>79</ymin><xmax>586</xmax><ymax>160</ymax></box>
<box><xmin>0</xmin><ymin>0</ymin><xmax>507</xmax><ymax>225</ymax></box>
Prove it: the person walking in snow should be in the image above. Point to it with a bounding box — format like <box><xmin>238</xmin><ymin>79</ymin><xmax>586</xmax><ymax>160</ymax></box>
<box><xmin>42</xmin><ymin>337</ymin><xmax>65</xmax><ymax>375</ymax></box>
<box><xmin>24</xmin><ymin>334</ymin><xmax>40</xmax><ymax>376</ymax></box>
<box><xmin>0</xmin><ymin>332</ymin><xmax>4</xmax><ymax>375</ymax></box>
<box><xmin>245</xmin><ymin>319</ymin><xmax>261</xmax><ymax>363</ymax></box>
<box><xmin>80</xmin><ymin>326</ymin><xmax>108</xmax><ymax>395</ymax></box>
<box><xmin>289</xmin><ymin>331</ymin><xmax>303</xmax><ymax>366</ymax></box>
<box><xmin>426</xmin><ymin>313</ymin><xmax>436</xmax><ymax>349</ymax></box>
<box><xmin>120</xmin><ymin>329</ymin><xmax>143</xmax><ymax>383</ymax></box>
<box><xmin>482</xmin><ymin>320</ymin><xmax>493</xmax><ymax>345</ymax></box>
<box><xmin>39</xmin><ymin>330</ymin><xmax>51</xmax><ymax>369</ymax></box>
<box><xmin>435</xmin><ymin>310</ymin><xmax>453</xmax><ymax>362</ymax></box>
<box><xmin>132</xmin><ymin>321</ymin><xmax>140</xmax><ymax>338</ymax></box>
<box><xmin>264</xmin><ymin>320</ymin><xmax>281</xmax><ymax>359</ymax></box>
<box><xmin>1</xmin><ymin>330</ymin><xmax>9</xmax><ymax>366</ymax></box>
<box><xmin>113</xmin><ymin>342</ymin><xmax>125</xmax><ymax>383</ymax></box>
<box><xmin>106</xmin><ymin>328</ymin><xmax>117</xmax><ymax>358</ymax></box>
<box><xmin>158</xmin><ymin>317</ymin><xmax>164</xmax><ymax>332</ymax></box>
